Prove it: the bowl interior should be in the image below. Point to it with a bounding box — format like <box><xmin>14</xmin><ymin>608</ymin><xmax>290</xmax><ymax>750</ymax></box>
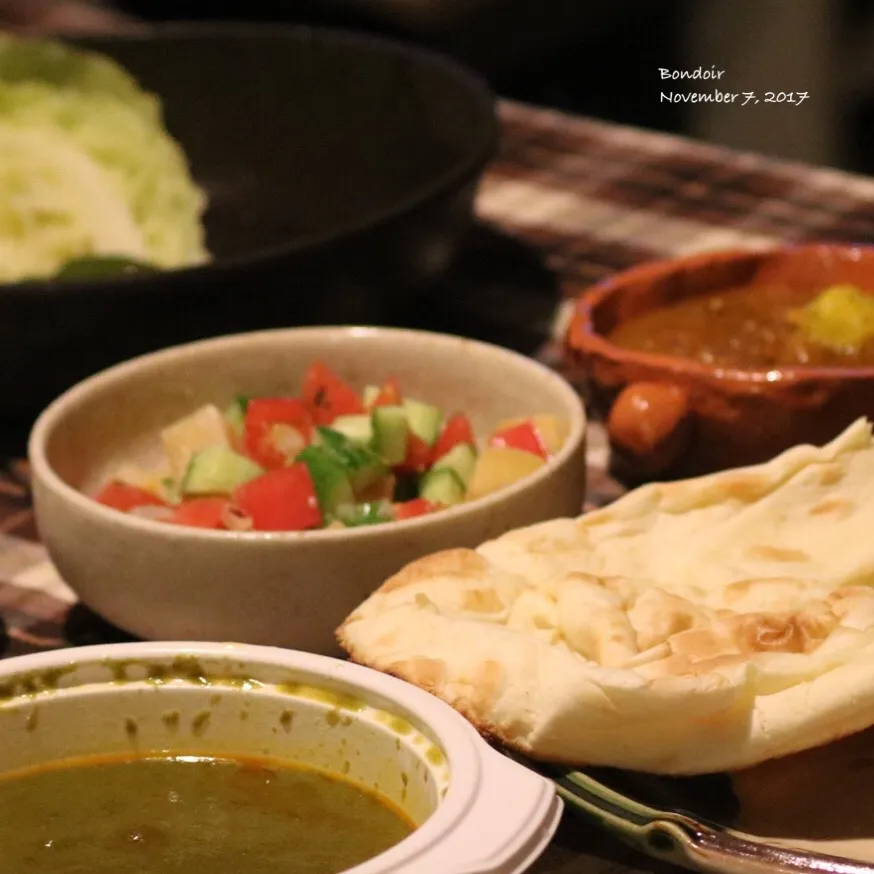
<box><xmin>75</xmin><ymin>27</ymin><xmax>494</xmax><ymax>260</ymax></box>
<box><xmin>0</xmin><ymin>649</ymin><xmax>449</xmax><ymax>829</ymax></box>
<box><xmin>586</xmin><ymin>245</ymin><xmax>874</xmax><ymax>338</ymax></box>
<box><xmin>40</xmin><ymin>327</ymin><xmax>583</xmax><ymax>499</ymax></box>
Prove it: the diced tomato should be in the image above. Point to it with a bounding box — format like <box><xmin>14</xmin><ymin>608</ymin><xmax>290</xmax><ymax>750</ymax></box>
<box><xmin>395</xmin><ymin>498</ymin><xmax>442</xmax><ymax>521</ymax></box>
<box><xmin>489</xmin><ymin>420</ymin><xmax>549</xmax><ymax>459</ymax></box>
<box><xmin>233</xmin><ymin>463</ymin><xmax>323</xmax><ymax>532</ymax></box>
<box><xmin>170</xmin><ymin>497</ymin><xmax>231</xmax><ymax>529</ymax></box>
<box><xmin>371</xmin><ymin>376</ymin><xmax>403</xmax><ymax>408</ymax></box>
<box><xmin>300</xmin><ymin>361</ymin><xmax>364</xmax><ymax>425</ymax></box>
<box><xmin>396</xmin><ymin>432</ymin><xmax>431</xmax><ymax>473</ymax></box>
<box><xmin>244</xmin><ymin>397</ymin><xmax>313</xmax><ymax>469</ymax></box>
<box><xmin>431</xmin><ymin>413</ymin><xmax>476</xmax><ymax>463</ymax></box>
<box><xmin>95</xmin><ymin>482</ymin><xmax>167</xmax><ymax>513</ymax></box>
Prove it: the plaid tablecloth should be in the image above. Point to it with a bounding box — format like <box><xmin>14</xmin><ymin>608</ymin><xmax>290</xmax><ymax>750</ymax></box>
<box><xmin>5</xmin><ymin>99</ymin><xmax>874</xmax><ymax>872</ymax></box>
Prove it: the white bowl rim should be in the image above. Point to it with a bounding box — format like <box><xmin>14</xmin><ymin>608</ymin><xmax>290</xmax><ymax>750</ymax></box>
<box><xmin>28</xmin><ymin>325</ymin><xmax>587</xmax><ymax>543</ymax></box>
<box><xmin>0</xmin><ymin>640</ymin><xmax>553</xmax><ymax>874</ymax></box>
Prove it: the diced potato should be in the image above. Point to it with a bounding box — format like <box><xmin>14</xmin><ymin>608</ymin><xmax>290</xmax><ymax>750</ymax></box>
<box><xmin>112</xmin><ymin>462</ymin><xmax>170</xmax><ymax>497</ymax></box>
<box><xmin>270</xmin><ymin>423</ymin><xmax>307</xmax><ymax>461</ymax></box>
<box><xmin>466</xmin><ymin>446</ymin><xmax>546</xmax><ymax>501</ymax></box>
<box><xmin>493</xmin><ymin>415</ymin><xmax>569</xmax><ymax>455</ymax></box>
<box><xmin>161</xmin><ymin>404</ymin><xmax>232</xmax><ymax>479</ymax></box>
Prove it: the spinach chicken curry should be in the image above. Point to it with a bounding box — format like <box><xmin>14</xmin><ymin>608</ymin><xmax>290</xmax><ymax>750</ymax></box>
<box><xmin>608</xmin><ymin>283</ymin><xmax>874</xmax><ymax>368</ymax></box>
<box><xmin>0</xmin><ymin>753</ymin><xmax>413</xmax><ymax>874</ymax></box>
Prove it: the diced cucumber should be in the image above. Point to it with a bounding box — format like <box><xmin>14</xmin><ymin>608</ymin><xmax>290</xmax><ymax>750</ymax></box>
<box><xmin>372</xmin><ymin>405</ymin><xmax>408</xmax><ymax>466</ymax></box>
<box><xmin>334</xmin><ymin>500</ymin><xmax>394</xmax><ymax>527</ymax></box>
<box><xmin>297</xmin><ymin>445</ymin><xmax>355</xmax><ymax>513</ymax></box>
<box><xmin>181</xmin><ymin>445</ymin><xmax>264</xmax><ymax>496</ymax></box>
<box><xmin>314</xmin><ymin>427</ymin><xmax>387</xmax><ymax>495</ymax></box>
<box><xmin>332</xmin><ymin>414</ymin><xmax>373</xmax><ymax>446</ymax></box>
<box><xmin>223</xmin><ymin>396</ymin><xmax>249</xmax><ymax>440</ymax></box>
<box><xmin>362</xmin><ymin>385</ymin><xmax>381</xmax><ymax>408</ymax></box>
<box><xmin>419</xmin><ymin>467</ymin><xmax>466</xmax><ymax>506</ymax></box>
<box><xmin>403</xmin><ymin>398</ymin><xmax>443</xmax><ymax>446</ymax></box>
<box><xmin>432</xmin><ymin>443</ymin><xmax>477</xmax><ymax>487</ymax></box>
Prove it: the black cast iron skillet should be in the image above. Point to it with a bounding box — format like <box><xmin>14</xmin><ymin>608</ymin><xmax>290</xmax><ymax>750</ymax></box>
<box><xmin>0</xmin><ymin>23</ymin><xmax>497</xmax><ymax>420</ymax></box>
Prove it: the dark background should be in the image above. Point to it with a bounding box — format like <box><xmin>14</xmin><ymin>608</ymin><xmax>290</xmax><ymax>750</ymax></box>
<box><xmin>110</xmin><ymin>1</ymin><xmax>689</xmax><ymax>158</ymax></box>
<box><xmin>111</xmin><ymin>0</ymin><xmax>874</xmax><ymax>177</ymax></box>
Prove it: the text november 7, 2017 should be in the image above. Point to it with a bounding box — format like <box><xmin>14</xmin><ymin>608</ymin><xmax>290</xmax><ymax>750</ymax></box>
<box><xmin>658</xmin><ymin>68</ymin><xmax>809</xmax><ymax>106</ymax></box>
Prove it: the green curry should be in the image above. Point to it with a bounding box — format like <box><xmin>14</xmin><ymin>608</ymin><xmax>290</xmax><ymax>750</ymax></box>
<box><xmin>0</xmin><ymin>753</ymin><xmax>414</xmax><ymax>873</ymax></box>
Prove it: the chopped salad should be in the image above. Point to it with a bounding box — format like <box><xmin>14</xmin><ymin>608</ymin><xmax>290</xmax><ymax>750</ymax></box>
<box><xmin>94</xmin><ymin>361</ymin><xmax>568</xmax><ymax>532</ymax></box>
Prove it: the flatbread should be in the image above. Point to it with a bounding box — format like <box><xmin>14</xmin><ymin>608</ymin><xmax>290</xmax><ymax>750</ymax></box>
<box><xmin>338</xmin><ymin>419</ymin><xmax>874</xmax><ymax>775</ymax></box>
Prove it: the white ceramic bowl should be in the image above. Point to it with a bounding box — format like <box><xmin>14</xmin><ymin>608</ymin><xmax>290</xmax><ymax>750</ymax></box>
<box><xmin>29</xmin><ymin>326</ymin><xmax>587</xmax><ymax>653</ymax></box>
<box><xmin>0</xmin><ymin>642</ymin><xmax>562</xmax><ymax>874</ymax></box>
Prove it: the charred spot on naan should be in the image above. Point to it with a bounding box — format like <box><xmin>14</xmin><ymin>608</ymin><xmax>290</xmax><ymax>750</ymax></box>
<box><xmin>668</xmin><ymin>608</ymin><xmax>835</xmax><ymax>661</ymax></box>
<box><xmin>561</xmin><ymin>572</ymin><xmax>637</xmax><ymax>609</ymax></box>
<box><xmin>494</xmin><ymin>518</ymin><xmax>583</xmax><ymax>553</ymax></box>
<box><xmin>637</xmin><ymin>650</ymin><xmax>749</xmax><ymax>679</ymax></box>
<box><xmin>735</xmin><ymin>612</ymin><xmax>835</xmax><ymax>654</ymax></box>
<box><xmin>384</xmin><ymin>656</ymin><xmax>448</xmax><ymax>693</ymax></box>
<box><xmin>335</xmin><ymin>644</ymin><xmax>504</xmax><ymax>746</ymax></box>
<box><xmin>628</xmin><ymin>588</ymin><xmax>710</xmax><ymax>652</ymax></box>
<box><xmin>816</xmin><ymin>462</ymin><xmax>845</xmax><ymax>486</ymax></box>
<box><xmin>745</xmin><ymin>545</ymin><xmax>811</xmax><ymax>563</ymax></box>
<box><xmin>623</xmin><ymin>583</ymin><xmax>843</xmax><ymax>679</ymax></box>
<box><xmin>718</xmin><ymin>473</ymin><xmax>779</xmax><ymax>503</ymax></box>
<box><xmin>381</xmin><ymin>655</ymin><xmax>511</xmax><ymax>742</ymax></box>
<box><xmin>666</xmin><ymin>626</ymin><xmax>748</xmax><ymax>664</ymax></box>
<box><xmin>828</xmin><ymin>585</ymin><xmax>874</xmax><ymax>608</ymax></box>
<box><xmin>722</xmin><ymin>578</ymin><xmax>813</xmax><ymax>606</ymax></box>
<box><xmin>659</xmin><ymin>471</ymin><xmax>775</xmax><ymax>511</ymax></box>
<box><xmin>826</xmin><ymin>586</ymin><xmax>874</xmax><ymax>628</ymax></box>
<box><xmin>377</xmin><ymin>549</ymin><xmax>489</xmax><ymax>595</ymax></box>
<box><xmin>335</xmin><ymin>631</ymin><xmax>449</xmax><ymax>699</ymax></box>
<box><xmin>809</xmin><ymin>496</ymin><xmax>853</xmax><ymax>518</ymax></box>
<box><xmin>460</xmin><ymin>587</ymin><xmax>506</xmax><ymax>613</ymax></box>
<box><xmin>446</xmin><ymin>659</ymin><xmax>507</xmax><ymax>722</ymax></box>
<box><xmin>522</xmin><ymin>532</ymin><xmax>583</xmax><ymax>555</ymax></box>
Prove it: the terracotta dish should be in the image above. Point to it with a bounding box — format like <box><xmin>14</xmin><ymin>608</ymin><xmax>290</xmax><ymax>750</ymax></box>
<box><xmin>566</xmin><ymin>243</ymin><xmax>874</xmax><ymax>479</ymax></box>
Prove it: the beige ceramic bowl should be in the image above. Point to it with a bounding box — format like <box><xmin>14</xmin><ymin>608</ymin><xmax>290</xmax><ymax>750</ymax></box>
<box><xmin>29</xmin><ymin>326</ymin><xmax>587</xmax><ymax>654</ymax></box>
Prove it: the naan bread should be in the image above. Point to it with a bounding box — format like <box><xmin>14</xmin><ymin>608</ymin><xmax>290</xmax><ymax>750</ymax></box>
<box><xmin>338</xmin><ymin>419</ymin><xmax>874</xmax><ymax>775</ymax></box>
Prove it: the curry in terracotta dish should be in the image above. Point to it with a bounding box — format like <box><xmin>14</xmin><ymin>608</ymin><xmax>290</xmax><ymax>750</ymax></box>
<box><xmin>608</xmin><ymin>283</ymin><xmax>874</xmax><ymax>368</ymax></box>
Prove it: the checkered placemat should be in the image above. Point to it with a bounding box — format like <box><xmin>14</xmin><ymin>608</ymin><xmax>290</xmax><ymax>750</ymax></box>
<box><xmin>5</xmin><ymin>98</ymin><xmax>874</xmax><ymax>657</ymax></box>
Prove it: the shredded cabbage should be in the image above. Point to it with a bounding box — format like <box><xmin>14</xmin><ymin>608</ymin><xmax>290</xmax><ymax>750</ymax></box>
<box><xmin>0</xmin><ymin>36</ymin><xmax>208</xmax><ymax>282</ymax></box>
